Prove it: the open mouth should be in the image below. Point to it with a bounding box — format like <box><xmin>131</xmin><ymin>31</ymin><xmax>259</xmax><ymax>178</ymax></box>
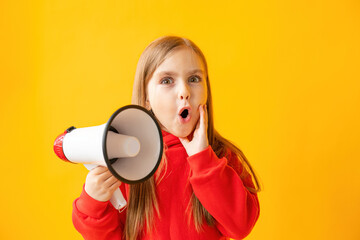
<box><xmin>180</xmin><ymin>109</ymin><xmax>189</xmax><ymax>119</ymax></box>
<box><xmin>178</xmin><ymin>107</ymin><xmax>191</xmax><ymax>123</ymax></box>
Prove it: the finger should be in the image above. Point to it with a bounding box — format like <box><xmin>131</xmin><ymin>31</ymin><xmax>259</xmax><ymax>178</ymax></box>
<box><xmin>90</xmin><ymin>166</ymin><xmax>108</xmax><ymax>175</ymax></box>
<box><xmin>109</xmin><ymin>179</ymin><xmax>122</xmax><ymax>191</ymax></box>
<box><xmin>204</xmin><ymin>104</ymin><xmax>208</xmax><ymax>130</ymax></box>
<box><xmin>199</xmin><ymin>104</ymin><xmax>206</xmax><ymax>131</ymax></box>
<box><xmin>195</xmin><ymin>117</ymin><xmax>201</xmax><ymax>131</ymax></box>
<box><xmin>98</xmin><ymin>170</ymin><xmax>114</xmax><ymax>183</ymax></box>
<box><xmin>103</xmin><ymin>175</ymin><xmax>120</xmax><ymax>188</ymax></box>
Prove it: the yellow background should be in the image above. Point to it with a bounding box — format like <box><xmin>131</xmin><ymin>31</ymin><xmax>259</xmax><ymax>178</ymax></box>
<box><xmin>1</xmin><ymin>0</ymin><xmax>359</xmax><ymax>239</ymax></box>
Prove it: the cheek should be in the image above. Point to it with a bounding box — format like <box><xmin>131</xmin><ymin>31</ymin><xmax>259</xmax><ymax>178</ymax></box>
<box><xmin>201</xmin><ymin>91</ymin><xmax>208</xmax><ymax>104</ymax></box>
<box><xmin>147</xmin><ymin>85</ymin><xmax>160</xmax><ymax>109</ymax></box>
<box><xmin>148</xmin><ymin>89</ymin><xmax>175</xmax><ymax>118</ymax></box>
<box><xmin>151</xmin><ymin>97</ymin><xmax>166</xmax><ymax>113</ymax></box>
<box><xmin>194</xmin><ymin>86</ymin><xmax>208</xmax><ymax>105</ymax></box>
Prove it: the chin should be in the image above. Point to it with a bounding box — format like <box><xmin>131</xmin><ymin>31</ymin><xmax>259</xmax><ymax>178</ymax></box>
<box><xmin>172</xmin><ymin>127</ymin><xmax>194</xmax><ymax>139</ymax></box>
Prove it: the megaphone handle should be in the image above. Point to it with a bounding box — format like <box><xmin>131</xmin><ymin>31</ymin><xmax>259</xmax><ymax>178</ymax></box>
<box><xmin>110</xmin><ymin>188</ymin><xmax>127</xmax><ymax>210</ymax></box>
<box><xmin>83</xmin><ymin>164</ymin><xmax>127</xmax><ymax>210</ymax></box>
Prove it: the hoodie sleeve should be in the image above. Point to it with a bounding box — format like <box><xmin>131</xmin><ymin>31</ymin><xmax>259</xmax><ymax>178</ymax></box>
<box><xmin>187</xmin><ymin>146</ymin><xmax>260</xmax><ymax>239</ymax></box>
<box><xmin>72</xmin><ymin>184</ymin><xmax>127</xmax><ymax>240</ymax></box>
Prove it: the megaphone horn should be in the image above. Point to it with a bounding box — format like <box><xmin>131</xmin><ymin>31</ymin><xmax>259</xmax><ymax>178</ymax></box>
<box><xmin>53</xmin><ymin>105</ymin><xmax>163</xmax><ymax>209</ymax></box>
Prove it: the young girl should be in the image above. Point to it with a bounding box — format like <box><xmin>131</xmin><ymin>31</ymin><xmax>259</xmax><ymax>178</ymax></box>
<box><xmin>72</xmin><ymin>36</ymin><xmax>261</xmax><ymax>240</ymax></box>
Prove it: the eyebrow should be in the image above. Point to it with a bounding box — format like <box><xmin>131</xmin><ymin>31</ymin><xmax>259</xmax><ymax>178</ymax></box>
<box><xmin>156</xmin><ymin>69</ymin><xmax>204</xmax><ymax>77</ymax></box>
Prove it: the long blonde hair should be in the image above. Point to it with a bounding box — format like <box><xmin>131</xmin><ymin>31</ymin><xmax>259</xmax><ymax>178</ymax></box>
<box><xmin>126</xmin><ymin>36</ymin><xmax>261</xmax><ymax>240</ymax></box>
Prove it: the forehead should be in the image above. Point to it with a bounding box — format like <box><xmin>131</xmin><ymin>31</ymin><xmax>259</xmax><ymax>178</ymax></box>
<box><xmin>153</xmin><ymin>47</ymin><xmax>206</xmax><ymax>76</ymax></box>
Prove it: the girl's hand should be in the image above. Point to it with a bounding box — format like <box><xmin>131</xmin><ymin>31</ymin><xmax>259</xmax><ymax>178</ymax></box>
<box><xmin>179</xmin><ymin>104</ymin><xmax>209</xmax><ymax>156</ymax></box>
<box><xmin>84</xmin><ymin>166</ymin><xmax>122</xmax><ymax>202</ymax></box>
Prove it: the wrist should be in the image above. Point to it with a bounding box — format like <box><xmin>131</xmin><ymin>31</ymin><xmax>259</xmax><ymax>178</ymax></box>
<box><xmin>188</xmin><ymin>143</ymin><xmax>209</xmax><ymax>157</ymax></box>
<box><xmin>187</xmin><ymin>146</ymin><xmax>225</xmax><ymax>173</ymax></box>
<box><xmin>76</xmin><ymin>185</ymin><xmax>110</xmax><ymax>218</ymax></box>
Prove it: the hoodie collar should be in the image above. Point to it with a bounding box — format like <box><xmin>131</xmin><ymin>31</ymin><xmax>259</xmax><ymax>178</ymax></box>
<box><xmin>162</xmin><ymin>130</ymin><xmax>182</xmax><ymax>148</ymax></box>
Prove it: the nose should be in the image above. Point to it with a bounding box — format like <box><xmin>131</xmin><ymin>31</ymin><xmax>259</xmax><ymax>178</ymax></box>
<box><xmin>178</xmin><ymin>81</ymin><xmax>190</xmax><ymax>100</ymax></box>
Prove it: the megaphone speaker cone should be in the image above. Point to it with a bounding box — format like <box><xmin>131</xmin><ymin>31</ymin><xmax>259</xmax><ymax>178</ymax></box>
<box><xmin>53</xmin><ymin>105</ymin><xmax>163</xmax><ymax>185</ymax></box>
<box><xmin>103</xmin><ymin>105</ymin><xmax>163</xmax><ymax>184</ymax></box>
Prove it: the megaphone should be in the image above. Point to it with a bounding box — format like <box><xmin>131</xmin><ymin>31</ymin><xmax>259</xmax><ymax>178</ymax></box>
<box><xmin>53</xmin><ymin>105</ymin><xmax>163</xmax><ymax>210</ymax></box>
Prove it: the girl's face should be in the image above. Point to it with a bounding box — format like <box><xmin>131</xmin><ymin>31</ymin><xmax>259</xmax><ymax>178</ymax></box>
<box><xmin>146</xmin><ymin>47</ymin><xmax>208</xmax><ymax>138</ymax></box>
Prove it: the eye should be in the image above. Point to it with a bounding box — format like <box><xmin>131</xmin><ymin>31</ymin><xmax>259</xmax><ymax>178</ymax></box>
<box><xmin>160</xmin><ymin>77</ymin><xmax>173</xmax><ymax>84</ymax></box>
<box><xmin>188</xmin><ymin>75</ymin><xmax>201</xmax><ymax>83</ymax></box>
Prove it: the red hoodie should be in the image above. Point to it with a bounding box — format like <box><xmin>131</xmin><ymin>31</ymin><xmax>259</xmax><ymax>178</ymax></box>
<box><xmin>72</xmin><ymin>131</ymin><xmax>260</xmax><ymax>240</ymax></box>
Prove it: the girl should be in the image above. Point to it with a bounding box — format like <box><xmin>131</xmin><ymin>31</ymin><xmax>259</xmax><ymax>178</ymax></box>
<box><xmin>72</xmin><ymin>36</ymin><xmax>261</xmax><ymax>240</ymax></box>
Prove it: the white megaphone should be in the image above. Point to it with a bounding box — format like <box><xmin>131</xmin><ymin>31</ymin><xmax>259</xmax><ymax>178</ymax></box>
<box><xmin>53</xmin><ymin>105</ymin><xmax>163</xmax><ymax>210</ymax></box>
